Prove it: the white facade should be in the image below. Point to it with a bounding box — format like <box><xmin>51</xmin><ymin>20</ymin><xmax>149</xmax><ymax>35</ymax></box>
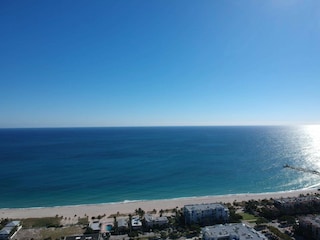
<box><xmin>89</xmin><ymin>220</ymin><xmax>100</xmax><ymax>232</ymax></box>
<box><xmin>131</xmin><ymin>217</ymin><xmax>142</xmax><ymax>229</ymax></box>
<box><xmin>184</xmin><ymin>203</ymin><xmax>229</xmax><ymax>225</ymax></box>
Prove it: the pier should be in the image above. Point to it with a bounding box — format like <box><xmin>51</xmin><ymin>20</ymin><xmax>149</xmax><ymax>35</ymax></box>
<box><xmin>283</xmin><ymin>164</ymin><xmax>320</xmax><ymax>176</ymax></box>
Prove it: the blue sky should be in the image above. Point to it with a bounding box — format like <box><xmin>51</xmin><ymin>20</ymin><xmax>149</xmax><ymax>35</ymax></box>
<box><xmin>1</xmin><ymin>0</ymin><xmax>319</xmax><ymax>127</ymax></box>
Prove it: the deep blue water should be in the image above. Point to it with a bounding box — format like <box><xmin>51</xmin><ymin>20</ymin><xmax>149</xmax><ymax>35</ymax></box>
<box><xmin>1</xmin><ymin>126</ymin><xmax>320</xmax><ymax>208</ymax></box>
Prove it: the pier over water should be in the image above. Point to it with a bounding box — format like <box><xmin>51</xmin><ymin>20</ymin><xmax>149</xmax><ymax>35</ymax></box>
<box><xmin>283</xmin><ymin>164</ymin><xmax>320</xmax><ymax>176</ymax></box>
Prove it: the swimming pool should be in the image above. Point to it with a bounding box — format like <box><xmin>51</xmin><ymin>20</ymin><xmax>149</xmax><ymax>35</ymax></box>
<box><xmin>106</xmin><ymin>224</ymin><xmax>112</xmax><ymax>232</ymax></box>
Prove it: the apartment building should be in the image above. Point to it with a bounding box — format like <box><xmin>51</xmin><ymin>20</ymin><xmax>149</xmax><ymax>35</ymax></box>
<box><xmin>184</xmin><ymin>203</ymin><xmax>229</xmax><ymax>225</ymax></box>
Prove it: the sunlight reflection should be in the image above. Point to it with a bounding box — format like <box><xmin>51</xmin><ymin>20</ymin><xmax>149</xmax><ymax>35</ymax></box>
<box><xmin>302</xmin><ymin>125</ymin><xmax>320</xmax><ymax>168</ymax></box>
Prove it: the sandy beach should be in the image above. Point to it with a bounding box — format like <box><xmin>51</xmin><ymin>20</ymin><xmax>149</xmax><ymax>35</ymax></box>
<box><xmin>1</xmin><ymin>189</ymin><xmax>318</xmax><ymax>221</ymax></box>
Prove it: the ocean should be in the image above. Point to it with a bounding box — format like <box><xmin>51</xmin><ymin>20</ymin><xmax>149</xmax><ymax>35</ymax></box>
<box><xmin>1</xmin><ymin>126</ymin><xmax>320</xmax><ymax>208</ymax></box>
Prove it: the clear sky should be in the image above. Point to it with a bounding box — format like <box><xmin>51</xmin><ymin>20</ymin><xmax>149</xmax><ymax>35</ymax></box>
<box><xmin>1</xmin><ymin>0</ymin><xmax>319</xmax><ymax>128</ymax></box>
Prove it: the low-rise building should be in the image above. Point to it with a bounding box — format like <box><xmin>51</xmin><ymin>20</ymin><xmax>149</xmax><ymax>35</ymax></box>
<box><xmin>0</xmin><ymin>221</ymin><xmax>21</xmax><ymax>240</ymax></box>
<box><xmin>107</xmin><ymin>218</ymin><xmax>127</xmax><ymax>235</ymax></box>
<box><xmin>184</xmin><ymin>203</ymin><xmax>229</xmax><ymax>225</ymax></box>
<box><xmin>144</xmin><ymin>214</ymin><xmax>168</xmax><ymax>228</ymax></box>
<box><xmin>117</xmin><ymin>218</ymin><xmax>128</xmax><ymax>232</ymax></box>
<box><xmin>131</xmin><ymin>217</ymin><xmax>142</xmax><ymax>230</ymax></box>
<box><xmin>89</xmin><ymin>220</ymin><xmax>100</xmax><ymax>233</ymax></box>
<box><xmin>202</xmin><ymin>223</ymin><xmax>267</xmax><ymax>240</ymax></box>
<box><xmin>0</xmin><ymin>228</ymin><xmax>11</xmax><ymax>240</ymax></box>
<box><xmin>274</xmin><ymin>196</ymin><xmax>320</xmax><ymax>214</ymax></box>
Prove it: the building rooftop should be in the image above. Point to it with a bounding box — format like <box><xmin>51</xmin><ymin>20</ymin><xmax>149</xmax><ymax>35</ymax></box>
<box><xmin>117</xmin><ymin>218</ymin><xmax>128</xmax><ymax>228</ymax></box>
<box><xmin>131</xmin><ymin>217</ymin><xmax>142</xmax><ymax>227</ymax></box>
<box><xmin>144</xmin><ymin>214</ymin><xmax>168</xmax><ymax>222</ymax></box>
<box><xmin>89</xmin><ymin>221</ymin><xmax>100</xmax><ymax>232</ymax></box>
<box><xmin>185</xmin><ymin>203</ymin><xmax>226</xmax><ymax>211</ymax></box>
<box><xmin>0</xmin><ymin>227</ymin><xmax>12</xmax><ymax>235</ymax></box>
<box><xmin>202</xmin><ymin>223</ymin><xmax>267</xmax><ymax>240</ymax></box>
<box><xmin>5</xmin><ymin>221</ymin><xmax>20</xmax><ymax>228</ymax></box>
<box><xmin>0</xmin><ymin>220</ymin><xmax>22</xmax><ymax>238</ymax></box>
<box><xmin>300</xmin><ymin>215</ymin><xmax>320</xmax><ymax>226</ymax></box>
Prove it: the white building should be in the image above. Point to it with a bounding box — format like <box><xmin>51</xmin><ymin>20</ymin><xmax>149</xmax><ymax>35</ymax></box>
<box><xmin>131</xmin><ymin>217</ymin><xmax>142</xmax><ymax>230</ymax></box>
<box><xmin>184</xmin><ymin>203</ymin><xmax>229</xmax><ymax>225</ymax></box>
<box><xmin>144</xmin><ymin>214</ymin><xmax>168</xmax><ymax>228</ymax></box>
<box><xmin>202</xmin><ymin>223</ymin><xmax>267</xmax><ymax>240</ymax></box>
<box><xmin>89</xmin><ymin>220</ymin><xmax>101</xmax><ymax>233</ymax></box>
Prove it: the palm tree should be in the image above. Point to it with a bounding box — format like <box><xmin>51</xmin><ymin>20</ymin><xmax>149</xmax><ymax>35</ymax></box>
<box><xmin>113</xmin><ymin>216</ymin><xmax>118</xmax><ymax>235</ymax></box>
<box><xmin>159</xmin><ymin>209</ymin><xmax>164</xmax><ymax>217</ymax></box>
<box><xmin>128</xmin><ymin>214</ymin><xmax>132</xmax><ymax>234</ymax></box>
<box><xmin>135</xmin><ymin>208</ymin><xmax>145</xmax><ymax>218</ymax></box>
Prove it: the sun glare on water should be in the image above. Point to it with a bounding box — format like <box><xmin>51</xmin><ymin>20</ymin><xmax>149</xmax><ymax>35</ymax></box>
<box><xmin>302</xmin><ymin>125</ymin><xmax>320</xmax><ymax>169</ymax></box>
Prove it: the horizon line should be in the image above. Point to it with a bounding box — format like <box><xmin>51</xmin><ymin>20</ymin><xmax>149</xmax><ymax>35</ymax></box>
<box><xmin>0</xmin><ymin>123</ymin><xmax>319</xmax><ymax>130</ymax></box>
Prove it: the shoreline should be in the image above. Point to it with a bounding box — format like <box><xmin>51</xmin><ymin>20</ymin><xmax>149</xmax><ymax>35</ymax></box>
<box><xmin>3</xmin><ymin>187</ymin><xmax>317</xmax><ymax>210</ymax></box>
<box><xmin>1</xmin><ymin>188</ymin><xmax>318</xmax><ymax>220</ymax></box>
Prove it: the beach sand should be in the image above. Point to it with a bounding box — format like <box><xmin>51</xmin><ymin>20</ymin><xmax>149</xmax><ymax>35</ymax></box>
<box><xmin>1</xmin><ymin>189</ymin><xmax>318</xmax><ymax>221</ymax></box>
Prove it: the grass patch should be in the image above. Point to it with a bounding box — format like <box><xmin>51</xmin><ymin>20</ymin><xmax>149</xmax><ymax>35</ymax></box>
<box><xmin>40</xmin><ymin>226</ymin><xmax>84</xmax><ymax>239</ymax></box>
<box><xmin>22</xmin><ymin>217</ymin><xmax>62</xmax><ymax>228</ymax></box>
<box><xmin>239</xmin><ymin>213</ymin><xmax>257</xmax><ymax>222</ymax></box>
<box><xmin>77</xmin><ymin>217</ymin><xmax>89</xmax><ymax>225</ymax></box>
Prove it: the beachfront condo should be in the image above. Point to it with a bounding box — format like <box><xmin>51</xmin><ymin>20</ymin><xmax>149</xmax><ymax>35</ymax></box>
<box><xmin>184</xmin><ymin>203</ymin><xmax>229</xmax><ymax>225</ymax></box>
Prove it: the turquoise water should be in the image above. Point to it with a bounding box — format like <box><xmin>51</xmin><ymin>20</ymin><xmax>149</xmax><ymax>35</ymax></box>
<box><xmin>0</xmin><ymin>126</ymin><xmax>320</xmax><ymax>208</ymax></box>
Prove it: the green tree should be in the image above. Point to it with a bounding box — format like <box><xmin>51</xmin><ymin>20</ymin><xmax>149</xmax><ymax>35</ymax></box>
<box><xmin>244</xmin><ymin>200</ymin><xmax>259</xmax><ymax>214</ymax></box>
<box><xmin>256</xmin><ymin>217</ymin><xmax>268</xmax><ymax>225</ymax></box>
<box><xmin>228</xmin><ymin>206</ymin><xmax>242</xmax><ymax>223</ymax></box>
<box><xmin>160</xmin><ymin>231</ymin><xmax>168</xmax><ymax>239</ymax></box>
